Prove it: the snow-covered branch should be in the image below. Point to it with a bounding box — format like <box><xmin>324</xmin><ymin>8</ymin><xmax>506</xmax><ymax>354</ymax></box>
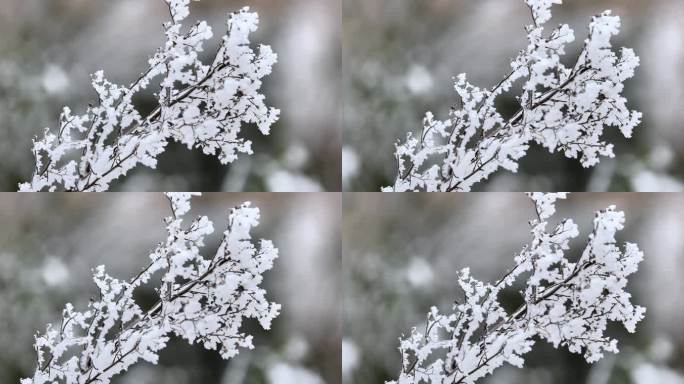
<box><xmin>386</xmin><ymin>0</ymin><xmax>641</xmax><ymax>192</ymax></box>
<box><xmin>389</xmin><ymin>193</ymin><xmax>645</xmax><ymax>384</ymax></box>
<box><xmin>21</xmin><ymin>193</ymin><xmax>280</xmax><ymax>384</ymax></box>
<box><xmin>20</xmin><ymin>0</ymin><xmax>279</xmax><ymax>191</ymax></box>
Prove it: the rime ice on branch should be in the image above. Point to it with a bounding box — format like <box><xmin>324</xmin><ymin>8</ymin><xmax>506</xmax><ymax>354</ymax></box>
<box><xmin>20</xmin><ymin>0</ymin><xmax>279</xmax><ymax>191</ymax></box>
<box><xmin>21</xmin><ymin>193</ymin><xmax>280</xmax><ymax>384</ymax></box>
<box><xmin>386</xmin><ymin>0</ymin><xmax>642</xmax><ymax>192</ymax></box>
<box><xmin>389</xmin><ymin>193</ymin><xmax>645</xmax><ymax>384</ymax></box>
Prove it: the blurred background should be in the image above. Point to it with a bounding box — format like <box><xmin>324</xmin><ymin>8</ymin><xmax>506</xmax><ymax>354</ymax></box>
<box><xmin>343</xmin><ymin>193</ymin><xmax>684</xmax><ymax>384</ymax></box>
<box><xmin>0</xmin><ymin>0</ymin><xmax>341</xmax><ymax>191</ymax></box>
<box><xmin>0</xmin><ymin>192</ymin><xmax>341</xmax><ymax>384</ymax></box>
<box><xmin>342</xmin><ymin>0</ymin><xmax>684</xmax><ymax>192</ymax></box>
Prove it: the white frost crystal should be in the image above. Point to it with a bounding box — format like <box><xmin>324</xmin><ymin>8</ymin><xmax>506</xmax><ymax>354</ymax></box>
<box><xmin>21</xmin><ymin>193</ymin><xmax>280</xmax><ymax>384</ymax></box>
<box><xmin>389</xmin><ymin>193</ymin><xmax>645</xmax><ymax>384</ymax></box>
<box><xmin>387</xmin><ymin>0</ymin><xmax>641</xmax><ymax>192</ymax></box>
<box><xmin>20</xmin><ymin>1</ymin><xmax>279</xmax><ymax>191</ymax></box>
